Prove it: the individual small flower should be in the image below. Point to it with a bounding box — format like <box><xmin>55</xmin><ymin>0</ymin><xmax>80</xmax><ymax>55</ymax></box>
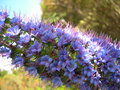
<box><xmin>82</xmin><ymin>66</ymin><xmax>95</xmax><ymax>77</ymax></box>
<box><xmin>72</xmin><ymin>75</ymin><xmax>86</xmax><ymax>84</ymax></box>
<box><xmin>66</xmin><ymin>60</ymin><xmax>77</xmax><ymax>72</ymax></box>
<box><xmin>0</xmin><ymin>11</ymin><xmax>8</xmax><ymax>20</ymax></box>
<box><xmin>52</xmin><ymin>77</ymin><xmax>63</xmax><ymax>86</ymax></box>
<box><xmin>13</xmin><ymin>57</ymin><xmax>24</xmax><ymax>67</ymax></box>
<box><xmin>0</xmin><ymin>20</ymin><xmax>4</xmax><ymax>31</ymax></box>
<box><xmin>21</xmin><ymin>22</ymin><xmax>35</xmax><ymax>32</ymax></box>
<box><xmin>6</xmin><ymin>25</ymin><xmax>21</xmax><ymax>37</ymax></box>
<box><xmin>41</xmin><ymin>31</ymin><xmax>57</xmax><ymax>43</ymax></box>
<box><xmin>26</xmin><ymin>66</ymin><xmax>37</xmax><ymax>76</ymax></box>
<box><xmin>64</xmin><ymin>69</ymin><xmax>75</xmax><ymax>79</ymax></box>
<box><xmin>100</xmin><ymin>65</ymin><xmax>108</xmax><ymax>74</ymax></box>
<box><xmin>0</xmin><ymin>20</ymin><xmax>4</xmax><ymax>27</ymax></box>
<box><xmin>71</xmin><ymin>40</ymin><xmax>83</xmax><ymax>51</ymax></box>
<box><xmin>31</xmin><ymin>27</ymin><xmax>46</xmax><ymax>38</ymax></box>
<box><xmin>40</xmin><ymin>55</ymin><xmax>52</xmax><ymax>67</ymax></box>
<box><xmin>100</xmin><ymin>77</ymin><xmax>109</xmax><ymax>86</ymax></box>
<box><xmin>40</xmin><ymin>75</ymin><xmax>50</xmax><ymax>82</ymax></box>
<box><xmin>26</xmin><ymin>41</ymin><xmax>42</xmax><ymax>57</ymax></box>
<box><xmin>117</xmin><ymin>58</ymin><xmax>120</xmax><ymax>65</ymax></box>
<box><xmin>19</xmin><ymin>33</ymin><xmax>31</xmax><ymax>45</ymax></box>
<box><xmin>102</xmin><ymin>84</ymin><xmax>120</xmax><ymax>90</ymax></box>
<box><xmin>107</xmin><ymin>62</ymin><xmax>116</xmax><ymax>72</ymax></box>
<box><xmin>58</xmin><ymin>34</ymin><xmax>73</xmax><ymax>47</ymax></box>
<box><xmin>0</xmin><ymin>47</ymin><xmax>11</xmax><ymax>57</ymax></box>
<box><xmin>50</xmin><ymin>61</ymin><xmax>61</xmax><ymax>72</ymax></box>
<box><xmin>10</xmin><ymin>17</ymin><xmax>22</xmax><ymax>25</ymax></box>
<box><xmin>58</xmin><ymin>56</ymin><xmax>68</xmax><ymax>68</ymax></box>
<box><xmin>76</xmin><ymin>48</ymin><xmax>90</xmax><ymax>62</ymax></box>
<box><xmin>113</xmin><ymin>73</ymin><xmax>120</xmax><ymax>83</ymax></box>
<box><xmin>58</xmin><ymin>48</ymin><xmax>68</xmax><ymax>56</ymax></box>
<box><xmin>56</xmin><ymin>28</ymin><xmax>64</xmax><ymax>37</ymax></box>
<box><xmin>90</xmin><ymin>76</ymin><xmax>102</xmax><ymax>87</ymax></box>
<box><xmin>76</xmin><ymin>54</ymin><xmax>92</xmax><ymax>65</ymax></box>
<box><xmin>106</xmin><ymin>45</ymin><xmax>120</xmax><ymax>58</ymax></box>
<box><xmin>80</xmin><ymin>83</ymin><xmax>91</xmax><ymax>90</ymax></box>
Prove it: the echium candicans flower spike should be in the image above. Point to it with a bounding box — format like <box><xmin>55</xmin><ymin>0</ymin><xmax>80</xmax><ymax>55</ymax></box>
<box><xmin>1</xmin><ymin>11</ymin><xmax>120</xmax><ymax>89</ymax></box>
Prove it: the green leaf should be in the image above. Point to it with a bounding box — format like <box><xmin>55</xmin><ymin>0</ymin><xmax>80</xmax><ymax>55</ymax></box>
<box><xmin>4</xmin><ymin>18</ymin><xmax>10</xmax><ymax>24</ymax></box>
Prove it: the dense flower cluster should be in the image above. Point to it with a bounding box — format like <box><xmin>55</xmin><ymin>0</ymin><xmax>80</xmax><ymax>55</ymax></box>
<box><xmin>0</xmin><ymin>11</ymin><xmax>120</xmax><ymax>89</ymax></box>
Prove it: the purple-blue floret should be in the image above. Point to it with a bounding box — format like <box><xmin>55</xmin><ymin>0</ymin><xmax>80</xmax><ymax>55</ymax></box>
<box><xmin>50</xmin><ymin>61</ymin><xmax>61</xmax><ymax>72</ymax></box>
<box><xmin>66</xmin><ymin>60</ymin><xmax>77</xmax><ymax>72</ymax></box>
<box><xmin>13</xmin><ymin>57</ymin><xmax>24</xmax><ymax>67</ymax></box>
<box><xmin>40</xmin><ymin>55</ymin><xmax>52</xmax><ymax>67</ymax></box>
<box><xmin>26</xmin><ymin>41</ymin><xmax>42</xmax><ymax>57</ymax></box>
<box><xmin>26</xmin><ymin>66</ymin><xmax>37</xmax><ymax>76</ymax></box>
<box><xmin>18</xmin><ymin>33</ymin><xmax>31</xmax><ymax>45</ymax></box>
<box><xmin>6</xmin><ymin>25</ymin><xmax>20</xmax><ymax>37</ymax></box>
<box><xmin>52</xmin><ymin>77</ymin><xmax>63</xmax><ymax>86</ymax></box>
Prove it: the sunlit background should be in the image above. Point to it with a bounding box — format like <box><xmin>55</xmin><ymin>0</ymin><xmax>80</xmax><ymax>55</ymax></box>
<box><xmin>0</xmin><ymin>0</ymin><xmax>42</xmax><ymax>20</ymax></box>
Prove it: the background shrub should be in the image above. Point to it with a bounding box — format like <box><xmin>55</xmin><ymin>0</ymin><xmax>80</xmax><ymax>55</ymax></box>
<box><xmin>41</xmin><ymin>0</ymin><xmax>120</xmax><ymax>40</ymax></box>
<box><xmin>0</xmin><ymin>68</ymin><xmax>75</xmax><ymax>90</ymax></box>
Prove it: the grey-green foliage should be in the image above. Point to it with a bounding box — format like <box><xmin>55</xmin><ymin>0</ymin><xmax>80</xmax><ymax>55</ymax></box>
<box><xmin>41</xmin><ymin>0</ymin><xmax>120</xmax><ymax>40</ymax></box>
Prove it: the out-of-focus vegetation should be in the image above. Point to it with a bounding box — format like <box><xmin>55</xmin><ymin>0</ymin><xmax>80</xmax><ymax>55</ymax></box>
<box><xmin>0</xmin><ymin>68</ymin><xmax>76</xmax><ymax>90</ymax></box>
<box><xmin>41</xmin><ymin>0</ymin><xmax>120</xmax><ymax>40</ymax></box>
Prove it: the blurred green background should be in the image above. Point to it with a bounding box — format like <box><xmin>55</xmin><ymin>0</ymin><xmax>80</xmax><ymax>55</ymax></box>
<box><xmin>41</xmin><ymin>0</ymin><xmax>120</xmax><ymax>40</ymax></box>
<box><xmin>0</xmin><ymin>68</ymin><xmax>77</xmax><ymax>90</ymax></box>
